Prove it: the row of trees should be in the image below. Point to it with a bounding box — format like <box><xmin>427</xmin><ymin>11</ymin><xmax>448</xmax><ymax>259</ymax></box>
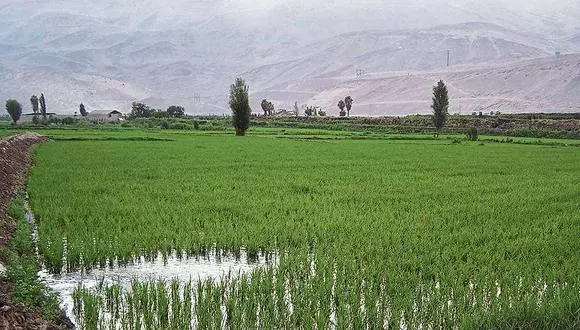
<box><xmin>304</xmin><ymin>106</ymin><xmax>326</xmax><ymax>116</ymax></box>
<box><xmin>30</xmin><ymin>93</ymin><xmax>47</xmax><ymax>120</ymax></box>
<box><xmin>260</xmin><ymin>97</ymin><xmax>354</xmax><ymax>118</ymax></box>
<box><xmin>5</xmin><ymin>93</ymin><xmax>48</xmax><ymax>124</ymax></box>
<box><xmin>4</xmin><ymin>78</ymin><xmax>447</xmax><ymax>137</ymax></box>
<box><xmin>231</xmin><ymin>78</ymin><xmax>451</xmax><ymax>137</ymax></box>
<box><xmin>337</xmin><ymin>96</ymin><xmax>354</xmax><ymax>117</ymax></box>
<box><xmin>6</xmin><ymin>97</ymin><xmax>94</xmax><ymax>124</ymax></box>
<box><xmin>5</xmin><ymin>97</ymin><xmax>186</xmax><ymax>124</ymax></box>
<box><xmin>129</xmin><ymin>102</ymin><xmax>185</xmax><ymax>119</ymax></box>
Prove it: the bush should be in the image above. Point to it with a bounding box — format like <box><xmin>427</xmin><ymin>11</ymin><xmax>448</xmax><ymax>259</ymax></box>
<box><xmin>7</xmin><ymin>197</ymin><xmax>33</xmax><ymax>257</ymax></box>
<box><xmin>160</xmin><ymin>120</ymin><xmax>171</xmax><ymax>129</ymax></box>
<box><xmin>7</xmin><ymin>257</ymin><xmax>61</xmax><ymax>319</ymax></box>
<box><xmin>8</xmin><ymin>258</ymin><xmax>45</xmax><ymax>306</ymax></box>
<box><xmin>170</xmin><ymin>122</ymin><xmax>191</xmax><ymax>130</ymax></box>
<box><xmin>61</xmin><ymin>117</ymin><xmax>76</xmax><ymax>125</ymax></box>
<box><xmin>5</xmin><ymin>196</ymin><xmax>61</xmax><ymax>321</ymax></box>
<box><xmin>466</xmin><ymin>127</ymin><xmax>479</xmax><ymax>141</ymax></box>
<box><xmin>48</xmin><ymin>115</ymin><xmax>60</xmax><ymax>124</ymax></box>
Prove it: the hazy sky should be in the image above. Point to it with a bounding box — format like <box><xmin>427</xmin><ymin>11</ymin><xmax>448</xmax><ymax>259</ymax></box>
<box><xmin>0</xmin><ymin>0</ymin><xmax>578</xmax><ymax>115</ymax></box>
<box><xmin>1</xmin><ymin>0</ymin><xmax>578</xmax><ymax>36</ymax></box>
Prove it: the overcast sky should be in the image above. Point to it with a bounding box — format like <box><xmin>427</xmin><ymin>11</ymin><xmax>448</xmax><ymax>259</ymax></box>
<box><xmin>0</xmin><ymin>0</ymin><xmax>578</xmax><ymax>115</ymax></box>
<box><xmin>1</xmin><ymin>0</ymin><xmax>578</xmax><ymax>36</ymax></box>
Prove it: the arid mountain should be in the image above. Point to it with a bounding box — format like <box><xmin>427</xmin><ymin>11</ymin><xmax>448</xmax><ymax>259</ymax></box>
<box><xmin>245</xmin><ymin>22</ymin><xmax>555</xmax><ymax>91</ymax></box>
<box><xmin>0</xmin><ymin>0</ymin><xmax>578</xmax><ymax>115</ymax></box>
<box><xmin>255</xmin><ymin>54</ymin><xmax>580</xmax><ymax>116</ymax></box>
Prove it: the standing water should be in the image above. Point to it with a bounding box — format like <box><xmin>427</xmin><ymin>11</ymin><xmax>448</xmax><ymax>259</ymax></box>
<box><xmin>23</xmin><ymin>196</ymin><xmax>272</xmax><ymax>326</ymax></box>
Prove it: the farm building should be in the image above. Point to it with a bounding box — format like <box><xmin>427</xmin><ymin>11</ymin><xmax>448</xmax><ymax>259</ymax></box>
<box><xmin>87</xmin><ymin>110</ymin><xmax>123</xmax><ymax>122</ymax></box>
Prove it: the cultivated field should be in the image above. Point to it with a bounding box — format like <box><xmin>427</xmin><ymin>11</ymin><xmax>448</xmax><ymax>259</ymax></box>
<box><xmin>26</xmin><ymin>129</ymin><xmax>580</xmax><ymax>328</ymax></box>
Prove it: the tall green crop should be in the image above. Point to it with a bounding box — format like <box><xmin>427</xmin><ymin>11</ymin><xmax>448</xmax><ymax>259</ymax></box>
<box><xmin>29</xmin><ymin>131</ymin><xmax>580</xmax><ymax>328</ymax></box>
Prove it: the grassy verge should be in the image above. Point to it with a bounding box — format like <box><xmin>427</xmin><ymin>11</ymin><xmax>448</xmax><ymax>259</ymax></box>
<box><xmin>2</xmin><ymin>126</ymin><xmax>579</xmax><ymax>149</ymax></box>
<box><xmin>3</xmin><ymin>112</ymin><xmax>579</xmax><ymax>140</ymax></box>
<box><xmin>4</xmin><ymin>194</ymin><xmax>62</xmax><ymax>323</ymax></box>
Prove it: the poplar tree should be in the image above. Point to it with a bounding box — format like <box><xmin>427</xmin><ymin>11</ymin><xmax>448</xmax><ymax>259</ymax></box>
<box><xmin>431</xmin><ymin>80</ymin><xmax>449</xmax><ymax>137</ymax></box>
<box><xmin>39</xmin><ymin>93</ymin><xmax>47</xmax><ymax>120</ymax></box>
<box><xmin>229</xmin><ymin>78</ymin><xmax>251</xmax><ymax>136</ymax></box>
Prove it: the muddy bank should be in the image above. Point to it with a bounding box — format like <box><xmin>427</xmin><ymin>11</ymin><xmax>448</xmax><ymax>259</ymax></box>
<box><xmin>0</xmin><ymin>133</ymin><xmax>48</xmax><ymax>247</ymax></box>
<box><xmin>0</xmin><ymin>133</ymin><xmax>70</xmax><ymax>329</ymax></box>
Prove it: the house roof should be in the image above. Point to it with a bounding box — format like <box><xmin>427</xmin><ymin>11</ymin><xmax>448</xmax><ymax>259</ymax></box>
<box><xmin>88</xmin><ymin>110</ymin><xmax>122</xmax><ymax>116</ymax></box>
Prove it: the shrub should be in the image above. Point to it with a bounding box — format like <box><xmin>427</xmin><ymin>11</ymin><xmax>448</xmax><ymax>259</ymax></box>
<box><xmin>7</xmin><ymin>257</ymin><xmax>61</xmax><ymax>320</ymax></box>
<box><xmin>48</xmin><ymin>115</ymin><xmax>60</xmax><ymax>124</ymax></box>
<box><xmin>61</xmin><ymin>117</ymin><xmax>76</xmax><ymax>125</ymax></box>
<box><xmin>5</xmin><ymin>196</ymin><xmax>61</xmax><ymax>321</ymax></box>
<box><xmin>160</xmin><ymin>120</ymin><xmax>171</xmax><ymax>129</ymax></box>
<box><xmin>170</xmin><ymin>122</ymin><xmax>190</xmax><ymax>130</ymax></box>
<box><xmin>466</xmin><ymin>127</ymin><xmax>479</xmax><ymax>141</ymax></box>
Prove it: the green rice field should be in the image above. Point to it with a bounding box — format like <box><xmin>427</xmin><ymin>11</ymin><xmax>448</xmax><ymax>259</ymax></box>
<box><xmin>25</xmin><ymin>129</ymin><xmax>580</xmax><ymax>328</ymax></box>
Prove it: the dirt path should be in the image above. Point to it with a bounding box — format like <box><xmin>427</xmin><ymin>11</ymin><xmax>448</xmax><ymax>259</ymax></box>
<box><xmin>0</xmin><ymin>133</ymin><xmax>70</xmax><ymax>329</ymax></box>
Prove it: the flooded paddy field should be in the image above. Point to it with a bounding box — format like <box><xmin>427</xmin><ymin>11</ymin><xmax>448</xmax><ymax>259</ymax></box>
<box><xmin>23</xmin><ymin>191</ymin><xmax>273</xmax><ymax>327</ymax></box>
<box><xmin>25</xmin><ymin>130</ymin><xmax>580</xmax><ymax>328</ymax></box>
<box><xmin>41</xmin><ymin>250</ymin><xmax>271</xmax><ymax>328</ymax></box>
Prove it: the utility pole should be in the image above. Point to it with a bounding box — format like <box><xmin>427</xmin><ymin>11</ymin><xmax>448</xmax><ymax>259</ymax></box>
<box><xmin>446</xmin><ymin>50</ymin><xmax>451</xmax><ymax>67</ymax></box>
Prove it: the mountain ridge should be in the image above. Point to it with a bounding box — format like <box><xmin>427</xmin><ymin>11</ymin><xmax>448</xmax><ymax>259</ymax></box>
<box><xmin>0</xmin><ymin>1</ymin><xmax>579</xmax><ymax>115</ymax></box>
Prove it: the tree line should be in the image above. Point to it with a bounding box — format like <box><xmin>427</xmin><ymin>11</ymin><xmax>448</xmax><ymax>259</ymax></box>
<box><xmin>5</xmin><ymin>93</ymin><xmax>48</xmax><ymax>124</ymax></box>
<box><xmin>129</xmin><ymin>102</ymin><xmax>185</xmax><ymax>119</ymax></box>
<box><xmin>230</xmin><ymin>78</ymin><xmax>451</xmax><ymax>137</ymax></box>
<box><xmin>5</xmin><ymin>78</ymin><xmax>450</xmax><ymax>139</ymax></box>
<box><xmin>259</xmin><ymin>96</ymin><xmax>355</xmax><ymax>118</ymax></box>
<box><xmin>337</xmin><ymin>96</ymin><xmax>354</xmax><ymax>117</ymax></box>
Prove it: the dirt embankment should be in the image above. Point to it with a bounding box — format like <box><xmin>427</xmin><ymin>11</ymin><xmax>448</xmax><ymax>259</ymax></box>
<box><xmin>0</xmin><ymin>133</ymin><xmax>68</xmax><ymax>329</ymax></box>
<box><xmin>0</xmin><ymin>133</ymin><xmax>49</xmax><ymax>246</ymax></box>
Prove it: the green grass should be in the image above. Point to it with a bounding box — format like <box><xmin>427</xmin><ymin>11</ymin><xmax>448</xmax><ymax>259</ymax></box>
<box><xmin>0</xmin><ymin>129</ymin><xmax>17</xmax><ymax>137</ymax></box>
<box><xmin>5</xmin><ymin>196</ymin><xmax>63</xmax><ymax>322</ymax></box>
<box><xmin>27</xmin><ymin>130</ymin><xmax>580</xmax><ymax>328</ymax></box>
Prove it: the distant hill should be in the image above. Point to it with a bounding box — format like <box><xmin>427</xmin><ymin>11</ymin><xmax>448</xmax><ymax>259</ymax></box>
<box><xmin>245</xmin><ymin>22</ymin><xmax>554</xmax><ymax>92</ymax></box>
<box><xmin>253</xmin><ymin>54</ymin><xmax>580</xmax><ymax>116</ymax></box>
<box><xmin>0</xmin><ymin>0</ymin><xmax>579</xmax><ymax>115</ymax></box>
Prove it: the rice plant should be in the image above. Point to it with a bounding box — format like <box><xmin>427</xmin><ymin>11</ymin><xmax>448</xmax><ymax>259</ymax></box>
<box><xmin>28</xmin><ymin>132</ymin><xmax>580</xmax><ymax>328</ymax></box>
